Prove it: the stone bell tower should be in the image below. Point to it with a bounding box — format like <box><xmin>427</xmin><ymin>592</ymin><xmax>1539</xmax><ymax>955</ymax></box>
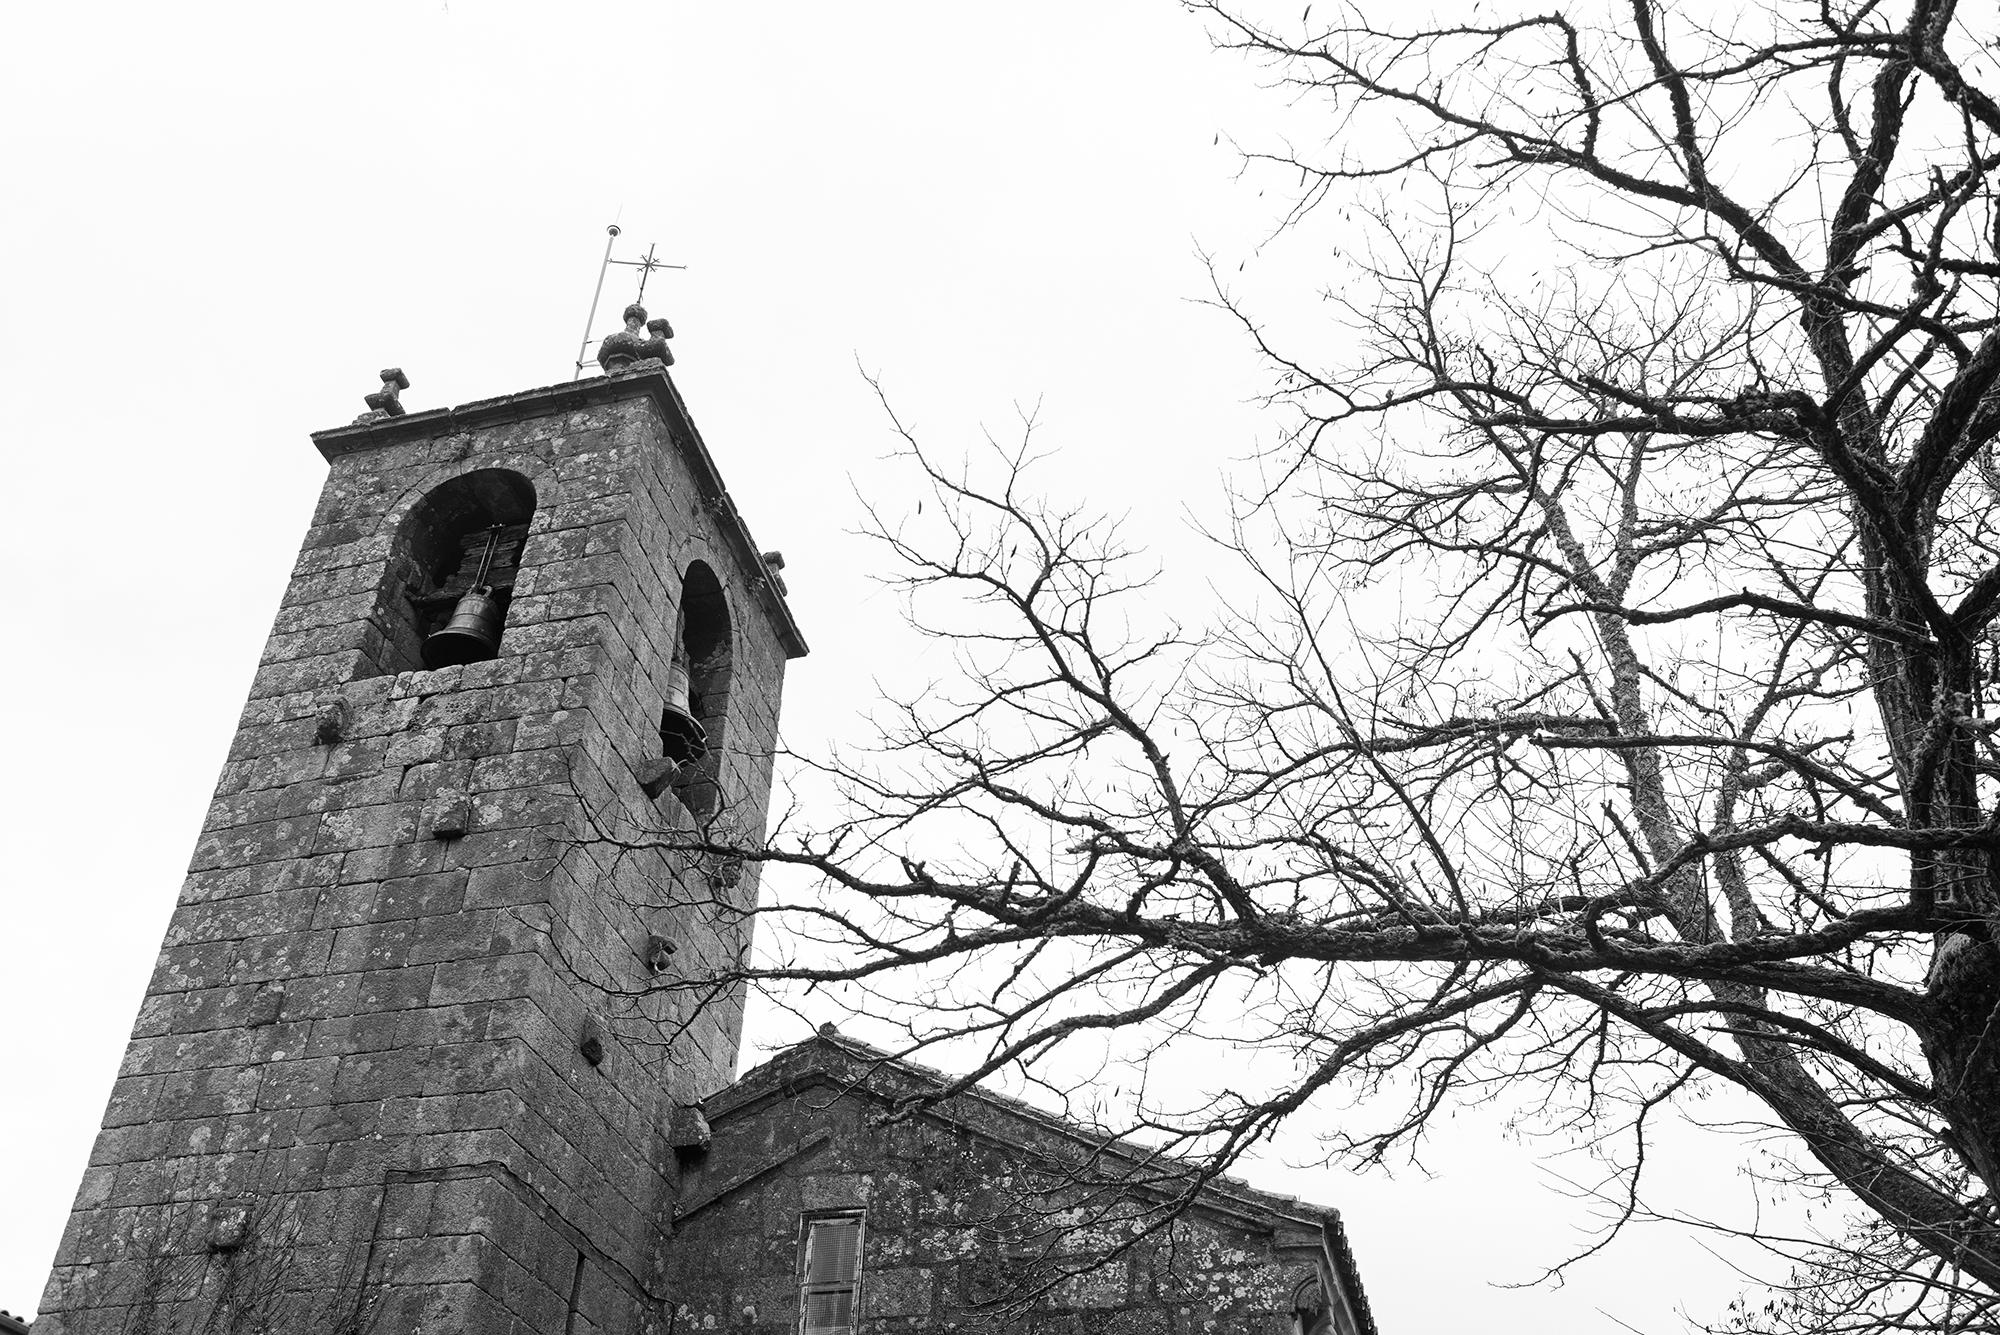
<box><xmin>36</xmin><ymin>314</ymin><xmax>806</xmax><ymax>1335</ymax></box>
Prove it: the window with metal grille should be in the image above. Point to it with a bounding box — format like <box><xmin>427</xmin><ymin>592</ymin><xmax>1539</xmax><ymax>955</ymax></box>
<box><xmin>798</xmin><ymin>1212</ymin><xmax>865</xmax><ymax>1335</ymax></box>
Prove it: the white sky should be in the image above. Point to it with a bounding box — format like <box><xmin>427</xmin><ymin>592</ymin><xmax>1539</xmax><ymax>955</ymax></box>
<box><xmin>0</xmin><ymin>3</ymin><xmax>1796</xmax><ymax>1329</ymax></box>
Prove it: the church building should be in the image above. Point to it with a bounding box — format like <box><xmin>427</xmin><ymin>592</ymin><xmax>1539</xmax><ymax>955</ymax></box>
<box><xmin>29</xmin><ymin>308</ymin><xmax>1376</xmax><ymax>1335</ymax></box>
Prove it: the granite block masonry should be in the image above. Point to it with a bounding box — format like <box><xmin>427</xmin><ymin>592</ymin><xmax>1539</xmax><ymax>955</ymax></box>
<box><xmin>36</xmin><ymin>364</ymin><xmax>806</xmax><ymax>1335</ymax></box>
<box><xmin>33</xmin><ymin>349</ymin><xmax>1378</xmax><ymax>1335</ymax></box>
<box><xmin>668</xmin><ymin>1031</ymin><xmax>1378</xmax><ymax>1335</ymax></box>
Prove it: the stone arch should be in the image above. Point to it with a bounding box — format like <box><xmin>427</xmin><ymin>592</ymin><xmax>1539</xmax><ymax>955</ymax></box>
<box><xmin>361</xmin><ymin>468</ymin><xmax>537</xmax><ymax>678</ymax></box>
<box><xmin>661</xmin><ymin>559</ymin><xmax>733</xmax><ymax>818</ymax></box>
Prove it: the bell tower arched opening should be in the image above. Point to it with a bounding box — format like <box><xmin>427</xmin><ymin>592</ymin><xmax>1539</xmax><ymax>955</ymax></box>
<box><xmin>660</xmin><ymin>559</ymin><xmax>733</xmax><ymax>819</ymax></box>
<box><xmin>363</xmin><ymin>467</ymin><xmax>537</xmax><ymax>678</ymax></box>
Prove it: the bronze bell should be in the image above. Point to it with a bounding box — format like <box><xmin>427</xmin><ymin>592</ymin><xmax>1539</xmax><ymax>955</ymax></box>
<box><xmin>423</xmin><ymin>586</ymin><xmax>504</xmax><ymax>668</ymax></box>
<box><xmin>659</xmin><ymin>652</ymin><xmax>709</xmax><ymax>763</ymax></box>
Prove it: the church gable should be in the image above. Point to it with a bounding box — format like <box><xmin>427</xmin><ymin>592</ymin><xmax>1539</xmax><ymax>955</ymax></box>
<box><xmin>666</xmin><ymin>1034</ymin><xmax>1375</xmax><ymax>1335</ymax></box>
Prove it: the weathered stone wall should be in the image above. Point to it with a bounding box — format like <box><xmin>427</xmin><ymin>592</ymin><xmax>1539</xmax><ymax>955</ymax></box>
<box><xmin>37</xmin><ymin>370</ymin><xmax>800</xmax><ymax>1335</ymax></box>
<box><xmin>666</xmin><ymin>1044</ymin><xmax>1324</xmax><ymax>1335</ymax></box>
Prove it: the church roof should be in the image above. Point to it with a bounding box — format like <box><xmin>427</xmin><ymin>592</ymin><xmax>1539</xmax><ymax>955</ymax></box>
<box><xmin>705</xmin><ymin>1026</ymin><xmax>1378</xmax><ymax>1335</ymax></box>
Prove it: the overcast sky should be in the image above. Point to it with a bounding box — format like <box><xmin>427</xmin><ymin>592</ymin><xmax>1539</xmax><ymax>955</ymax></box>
<box><xmin>0</xmin><ymin>4</ymin><xmax>1791</xmax><ymax>1328</ymax></box>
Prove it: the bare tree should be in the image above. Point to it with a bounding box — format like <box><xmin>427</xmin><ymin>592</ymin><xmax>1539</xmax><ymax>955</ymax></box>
<box><xmin>613</xmin><ymin>2</ymin><xmax>2000</xmax><ymax>1328</ymax></box>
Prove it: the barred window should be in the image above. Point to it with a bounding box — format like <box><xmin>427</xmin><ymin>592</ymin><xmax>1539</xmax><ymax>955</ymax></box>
<box><xmin>799</xmin><ymin>1212</ymin><xmax>865</xmax><ymax>1335</ymax></box>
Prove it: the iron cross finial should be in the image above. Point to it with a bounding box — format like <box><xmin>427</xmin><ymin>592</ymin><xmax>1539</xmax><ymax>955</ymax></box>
<box><xmin>572</xmin><ymin>225</ymin><xmax>690</xmax><ymax>379</ymax></box>
<box><xmin>625</xmin><ymin>243</ymin><xmax>681</xmax><ymax>305</ymax></box>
